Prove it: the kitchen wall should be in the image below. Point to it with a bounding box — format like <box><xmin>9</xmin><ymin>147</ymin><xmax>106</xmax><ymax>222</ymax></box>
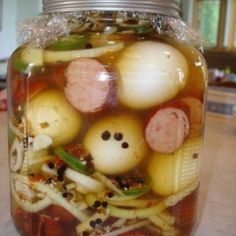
<box><xmin>0</xmin><ymin>0</ymin><xmax>42</xmax><ymax>59</ymax></box>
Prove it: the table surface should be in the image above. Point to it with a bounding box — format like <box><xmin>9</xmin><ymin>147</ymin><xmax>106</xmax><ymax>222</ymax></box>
<box><xmin>0</xmin><ymin>112</ymin><xmax>236</xmax><ymax>236</ymax></box>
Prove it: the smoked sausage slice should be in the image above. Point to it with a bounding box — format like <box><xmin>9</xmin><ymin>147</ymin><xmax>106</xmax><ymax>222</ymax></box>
<box><xmin>145</xmin><ymin>107</ymin><xmax>189</xmax><ymax>154</ymax></box>
<box><xmin>181</xmin><ymin>97</ymin><xmax>203</xmax><ymax>137</ymax></box>
<box><xmin>65</xmin><ymin>58</ymin><xmax>111</xmax><ymax>113</ymax></box>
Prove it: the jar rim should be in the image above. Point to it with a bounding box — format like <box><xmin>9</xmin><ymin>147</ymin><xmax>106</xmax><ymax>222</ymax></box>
<box><xmin>42</xmin><ymin>0</ymin><xmax>180</xmax><ymax>17</ymax></box>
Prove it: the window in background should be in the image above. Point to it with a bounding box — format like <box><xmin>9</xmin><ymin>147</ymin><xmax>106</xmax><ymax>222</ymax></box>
<box><xmin>224</xmin><ymin>0</ymin><xmax>236</xmax><ymax>50</ymax></box>
<box><xmin>195</xmin><ymin>0</ymin><xmax>221</xmax><ymax>47</ymax></box>
<box><xmin>0</xmin><ymin>0</ymin><xmax>2</xmax><ymax>31</ymax></box>
<box><xmin>189</xmin><ymin>0</ymin><xmax>236</xmax><ymax>51</ymax></box>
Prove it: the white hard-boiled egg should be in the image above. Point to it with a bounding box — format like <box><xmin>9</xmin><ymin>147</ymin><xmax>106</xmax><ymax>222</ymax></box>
<box><xmin>116</xmin><ymin>41</ymin><xmax>189</xmax><ymax>109</ymax></box>
<box><xmin>84</xmin><ymin>114</ymin><xmax>148</xmax><ymax>175</ymax></box>
<box><xmin>26</xmin><ymin>89</ymin><xmax>82</xmax><ymax>146</ymax></box>
<box><xmin>147</xmin><ymin>138</ymin><xmax>201</xmax><ymax>196</ymax></box>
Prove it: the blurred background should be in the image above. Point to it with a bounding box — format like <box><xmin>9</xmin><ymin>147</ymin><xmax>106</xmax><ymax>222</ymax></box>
<box><xmin>1</xmin><ymin>0</ymin><xmax>236</xmax><ymax>119</ymax></box>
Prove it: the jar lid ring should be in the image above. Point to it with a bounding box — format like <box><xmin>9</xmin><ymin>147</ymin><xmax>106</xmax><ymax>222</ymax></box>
<box><xmin>43</xmin><ymin>0</ymin><xmax>180</xmax><ymax>17</ymax></box>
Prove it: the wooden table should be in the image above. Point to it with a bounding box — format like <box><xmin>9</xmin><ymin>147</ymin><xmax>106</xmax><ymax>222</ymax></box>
<box><xmin>0</xmin><ymin>112</ymin><xmax>236</xmax><ymax>236</ymax></box>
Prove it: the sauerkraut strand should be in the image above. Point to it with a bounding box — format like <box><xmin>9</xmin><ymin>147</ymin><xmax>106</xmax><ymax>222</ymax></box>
<box><xmin>10</xmin><ymin>138</ymin><xmax>24</xmax><ymax>172</ymax></box>
<box><xmin>41</xmin><ymin>164</ymin><xmax>104</xmax><ymax>193</ymax></box>
<box><xmin>20</xmin><ymin>155</ymin><xmax>28</xmax><ymax>175</ymax></box>
<box><xmin>162</xmin><ymin>230</ymin><xmax>180</xmax><ymax>236</ymax></box>
<box><xmin>11</xmin><ymin>179</ymin><xmax>51</xmax><ymax>213</ymax></box>
<box><xmin>106</xmin><ymin>194</ymin><xmax>143</xmax><ymax>201</ymax></box>
<box><xmin>94</xmin><ymin>171</ymin><xmax>124</xmax><ymax>196</ymax></box>
<box><xmin>25</xmin><ymin>147</ymin><xmax>49</xmax><ymax>168</ymax></box>
<box><xmin>29</xmin><ymin>155</ymin><xmax>52</xmax><ymax>166</ymax></box>
<box><xmin>165</xmin><ymin>181</ymin><xmax>199</xmax><ymax>207</ymax></box>
<box><xmin>111</xmin><ymin>218</ymin><xmax>127</xmax><ymax>228</ymax></box>
<box><xmin>41</xmin><ymin>163</ymin><xmax>57</xmax><ymax>175</ymax></box>
<box><xmin>66</xmin><ymin>168</ymin><xmax>104</xmax><ymax>192</ymax></box>
<box><xmin>103</xmin><ymin>220</ymin><xmax>150</xmax><ymax>236</ymax></box>
<box><xmin>32</xmin><ymin>134</ymin><xmax>53</xmax><ymax>151</ymax></box>
<box><xmin>149</xmin><ymin>215</ymin><xmax>176</xmax><ymax>234</ymax></box>
<box><xmin>158</xmin><ymin>211</ymin><xmax>175</xmax><ymax>225</ymax></box>
<box><xmin>12</xmin><ymin>173</ymin><xmax>89</xmax><ymax>221</ymax></box>
<box><xmin>108</xmin><ymin>199</ymin><xmax>157</xmax><ymax>208</ymax></box>
<box><xmin>147</xmin><ymin>225</ymin><xmax>179</xmax><ymax>236</ymax></box>
<box><xmin>9</xmin><ymin>121</ymin><xmax>24</xmax><ymax>138</ymax></box>
<box><xmin>110</xmin><ymin>181</ymin><xmax>198</xmax><ymax>219</ymax></box>
<box><xmin>109</xmin><ymin>202</ymin><xmax>166</xmax><ymax>219</ymax></box>
<box><xmin>76</xmin><ymin>184</ymin><xmax>91</xmax><ymax>195</ymax></box>
<box><xmin>76</xmin><ymin>212</ymin><xmax>109</xmax><ymax>234</ymax></box>
<box><xmin>108</xmin><ymin>199</ymin><xmax>175</xmax><ymax>224</ymax></box>
<box><xmin>84</xmin><ymin>193</ymin><xmax>97</xmax><ymax>207</ymax></box>
<box><xmin>34</xmin><ymin>182</ymin><xmax>89</xmax><ymax>221</ymax></box>
<box><xmin>11</xmin><ymin>173</ymin><xmax>30</xmax><ymax>184</ymax></box>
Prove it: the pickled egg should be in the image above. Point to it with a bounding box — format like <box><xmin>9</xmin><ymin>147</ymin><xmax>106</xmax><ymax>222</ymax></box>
<box><xmin>84</xmin><ymin>114</ymin><xmax>148</xmax><ymax>175</ymax></box>
<box><xmin>26</xmin><ymin>89</ymin><xmax>82</xmax><ymax>146</ymax></box>
<box><xmin>116</xmin><ymin>41</ymin><xmax>189</xmax><ymax>109</ymax></box>
<box><xmin>147</xmin><ymin>138</ymin><xmax>201</xmax><ymax>196</ymax></box>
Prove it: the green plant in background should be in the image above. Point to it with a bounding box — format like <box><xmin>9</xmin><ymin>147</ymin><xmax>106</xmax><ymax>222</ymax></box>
<box><xmin>197</xmin><ymin>0</ymin><xmax>221</xmax><ymax>47</ymax></box>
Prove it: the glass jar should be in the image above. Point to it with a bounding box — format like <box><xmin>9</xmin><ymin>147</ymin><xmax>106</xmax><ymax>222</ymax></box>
<box><xmin>8</xmin><ymin>1</ymin><xmax>208</xmax><ymax>236</ymax></box>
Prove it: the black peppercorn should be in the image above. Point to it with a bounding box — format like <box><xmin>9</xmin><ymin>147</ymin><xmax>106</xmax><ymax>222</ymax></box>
<box><xmin>62</xmin><ymin>192</ymin><xmax>68</xmax><ymax>198</ymax></box>
<box><xmin>193</xmin><ymin>153</ymin><xmax>199</xmax><ymax>159</ymax></box>
<box><xmin>48</xmin><ymin>162</ymin><xmax>55</xmax><ymax>169</ymax></box>
<box><xmin>102</xmin><ymin>201</ymin><xmax>108</xmax><ymax>208</ymax></box>
<box><xmin>57</xmin><ymin>165</ymin><xmax>67</xmax><ymax>176</ymax></box>
<box><xmin>86</xmin><ymin>43</ymin><xmax>93</xmax><ymax>49</ymax></box>
<box><xmin>82</xmin><ymin>231</ymin><xmax>90</xmax><ymax>236</ymax></box>
<box><xmin>114</xmin><ymin>132</ymin><xmax>123</xmax><ymax>141</ymax></box>
<box><xmin>107</xmin><ymin>192</ymin><xmax>114</xmax><ymax>198</ymax></box>
<box><xmin>57</xmin><ymin>175</ymin><xmax>64</xmax><ymax>182</ymax></box>
<box><xmin>96</xmin><ymin>218</ymin><xmax>102</xmax><ymax>224</ymax></box>
<box><xmin>46</xmin><ymin>178</ymin><xmax>52</xmax><ymax>184</ymax></box>
<box><xmin>89</xmin><ymin>220</ymin><xmax>96</xmax><ymax>228</ymax></box>
<box><xmin>101</xmin><ymin>131</ymin><xmax>111</xmax><ymax>141</ymax></box>
<box><xmin>93</xmin><ymin>200</ymin><xmax>101</xmax><ymax>209</ymax></box>
<box><xmin>122</xmin><ymin>142</ymin><xmax>129</xmax><ymax>149</ymax></box>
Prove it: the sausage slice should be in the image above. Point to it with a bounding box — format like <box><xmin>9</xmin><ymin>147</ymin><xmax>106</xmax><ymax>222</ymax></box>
<box><xmin>181</xmin><ymin>97</ymin><xmax>203</xmax><ymax>136</ymax></box>
<box><xmin>65</xmin><ymin>58</ymin><xmax>111</xmax><ymax>113</ymax></box>
<box><xmin>145</xmin><ymin>107</ymin><xmax>189</xmax><ymax>154</ymax></box>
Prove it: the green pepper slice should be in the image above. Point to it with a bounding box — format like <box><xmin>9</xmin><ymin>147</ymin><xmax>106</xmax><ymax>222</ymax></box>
<box><xmin>48</xmin><ymin>35</ymin><xmax>89</xmax><ymax>51</ymax></box>
<box><xmin>12</xmin><ymin>57</ymin><xmax>28</xmax><ymax>72</ymax></box>
<box><xmin>133</xmin><ymin>25</ymin><xmax>154</xmax><ymax>34</ymax></box>
<box><xmin>54</xmin><ymin>147</ymin><xmax>88</xmax><ymax>174</ymax></box>
<box><xmin>122</xmin><ymin>186</ymin><xmax>150</xmax><ymax>196</ymax></box>
<box><xmin>12</xmin><ymin>57</ymin><xmax>45</xmax><ymax>75</ymax></box>
<box><xmin>119</xmin><ymin>24</ymin><xmax>154</xmax><ymax>34</ymax></box>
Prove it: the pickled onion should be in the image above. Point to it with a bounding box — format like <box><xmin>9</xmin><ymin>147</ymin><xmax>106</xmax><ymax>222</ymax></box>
<box><xmin>44</xmin><ymin>42</ymin><xmax>124</xmax><ymax>64</ymax></box>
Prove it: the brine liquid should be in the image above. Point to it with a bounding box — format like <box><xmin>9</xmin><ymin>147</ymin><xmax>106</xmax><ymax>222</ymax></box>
<box><xmin>8</xmin><ymin>22</ymin><xmax>207</xmax><ymax>236</ymax></box>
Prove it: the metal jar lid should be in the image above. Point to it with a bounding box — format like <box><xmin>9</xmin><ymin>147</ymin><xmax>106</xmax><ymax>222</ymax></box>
<box><xmin>43</xmin><ymin>0</ymin><xmax>180</xmax><ymax>17</ymax></box>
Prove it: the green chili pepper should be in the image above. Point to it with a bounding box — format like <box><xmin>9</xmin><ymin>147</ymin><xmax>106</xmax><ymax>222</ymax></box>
<box><xmin>12</xmin><ymin>57</ymin><xmax>28</xmax><ymax>72</ymax></box>
<box><xmin>120</xmin><ymin>24</ymin><xmax>154</xmax><ymax>34</ymax></box>
<box><xmin>122</xmin><ymin>186</ymin><xmax>150</xmax><ymax>196</ymax></box>
<box><xmin>48</xmin><ymin>35</ymin><xmax>89</xmax><ymax>51</ymax></box>
<box><xmin>12</xmin><ymin>57</ymin><xmax>45</xmax><ymax>75</ymax></box>
<box><xmin>133</xmin><ymin>25</ymin><xmax>154</xmax><ymax>34</ymax></box>
<box><xmin>54</xmin><ymin>147</ymin><xmax>88</xmax><ymax>174</ymax></box>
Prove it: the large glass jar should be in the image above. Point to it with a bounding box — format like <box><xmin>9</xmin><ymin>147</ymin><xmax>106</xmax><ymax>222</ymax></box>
<box><xmin>8</xmin><ymin>1</ymin><xmax>208</xmax><ymax>235</ymax></box>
